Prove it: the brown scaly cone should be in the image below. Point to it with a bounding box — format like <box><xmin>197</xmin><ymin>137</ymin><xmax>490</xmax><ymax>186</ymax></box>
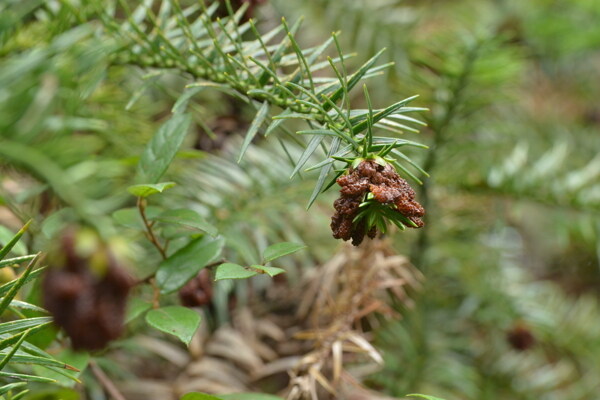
<box><xmin>42</xmin><ymin>228</ymin><xmax>134</xmax><ymax>351</ymax></box>
<box><xmin>506</xmin><ymin>322</ymin><xmax>536</xmax><ymax>351</ymax></box>
<box><xmin>331</xmin><ymin>159</ymin><xmax>425</xmax><ymax>246</ymax></box>
<box><xmin>179</xmin><ymin>269</ymin><xmax>213</xmax><ymax>308</ymax></box>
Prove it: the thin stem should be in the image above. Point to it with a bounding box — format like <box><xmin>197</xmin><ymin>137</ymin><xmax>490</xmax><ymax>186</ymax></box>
<box><xmin>124</xmin><ymin>56</ymin><xmax>324</xmax><ymax>118</ymax></box>
<box><xmin>89</xmin><ymin>360</ymin><xmax>128</xmax><ymax>400</ymax></box>
<box><xmin>404</xmin><ymin>41</ymin><xmax>481</xmax><ymax>394</ymax></box>
<box><xmin>137</xmin><ymin>197</ymin><xmax>166</xmax><ymax>308</ymax></box>
<box><xmin>411</xmin><ymin>41</ymin><xmax>481</xmax><ymax>269</ymax></box>
<box><xmin>137</xmin><ymin>197</ymin><xmax>167</xmax><ymax>260</ymax></box>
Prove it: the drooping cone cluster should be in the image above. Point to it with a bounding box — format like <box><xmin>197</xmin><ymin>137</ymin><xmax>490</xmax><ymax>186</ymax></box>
<box><xmin>42</xmin><ymin>228</ymin><xmax>133</xmax><ymax>351</ymax></box>
<box><xmin>331</xmin><ymin>159</ymin><xmax>425</xmax><ymax>246</ymax></box>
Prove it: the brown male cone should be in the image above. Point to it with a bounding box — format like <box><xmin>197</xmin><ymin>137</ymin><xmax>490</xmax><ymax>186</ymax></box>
<box><xmin>179</xmin><ymin>269</ymin><xmax>213</xmax><ymax>308</ymax></box>
<box><xmin>42</xmin><ymin>228</ymin><xmax>133</xmax><ymax>351</ymax></box>
<box><xmin>331</xmin><ymin>160</ymin><xmax>425</xmax><ymax>246</ymax></box>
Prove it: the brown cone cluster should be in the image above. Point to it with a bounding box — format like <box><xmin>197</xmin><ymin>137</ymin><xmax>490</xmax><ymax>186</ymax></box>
<box><xmin>506</xmin><ymin>323</ymin><xmax>536</xmax><ymax>351</ymax></box>
<box><xmin>331</xmin><ymin>159</ymin><xmax>425</xmax><ymax>246</ymax></box>
<box><xmin>179</xmin><ymin>269</ymin><xmax>213</xmax><ymax>307</ymax></box>
<box><xmin>42</xmin><ymin>230</ymin><xmax>133</xmax><ymax>351</ymax></box>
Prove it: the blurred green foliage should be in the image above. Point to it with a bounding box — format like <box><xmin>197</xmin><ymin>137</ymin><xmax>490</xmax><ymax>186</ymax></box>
<box><xmin>273</xmin><ymin>0</ymin><xmax>600</xmax><ymax>398</ymax></box>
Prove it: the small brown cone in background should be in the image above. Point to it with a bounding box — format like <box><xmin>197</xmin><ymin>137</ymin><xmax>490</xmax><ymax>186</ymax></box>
<box><xmin>179</xmin><ymin>269</ymin><xmax>213</xmax><ymax>307</ymax></box>
<box><xmin>42</xmin><ymin>228</ymin><xmax>134</xmax><ymax>351</ymax></box>
<box><xmin>506</xmin><ymin>322</ymin><xmax>536</xmax><ymax>351</ymax></box>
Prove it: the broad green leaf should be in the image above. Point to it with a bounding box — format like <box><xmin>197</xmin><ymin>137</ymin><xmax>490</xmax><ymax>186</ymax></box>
<box><xmin>156</xmin><ymin>236</ymin><xmax>224</xmax><ymax>293</ymax></box>
<box><xmin>161</xmin><ymin>225</ymin><xmax>196</xmax><ymax>241</ymax></box>
<box><xmin>127</xmin><ymin>182</ymin><xmax>176</xmax><ymax>197</ymax></box>
<box><xmin>252</xmin><ymin>265</ymin><xmax>285</xmax><ymax>277</ymax></box>
<box><xmin>0</xmin><ymin>221</ymin><xmax>31</xmax><ymax>259</ymax></box>
<box><xmin>155</xmin><ymin>209</ymin><xmax>218</xmax><ymax>236</ymax></box>
<box><xmin>172</xmin><ymin>86</ymin><xmax>204</xmax><ymax>113</ymax></box>
<box><xmin>180</xmin><ymin>393</ymin><xmax>222</xmax><ymax>400</ymax></box>
<box><xmin>263</xmin><ymin>242</ymin><xmax>306</xmax><ymax>263</ymax></box>
<box><xmin>220</xmin><ymin>394</ymin><xmax>285</xmax><ymax>400</ymax></box>
<box><xmin>407</xmin><ymin>395</ymin><xmax>447</xmax><ymax>400</ymax></box>
<box><xmin>0</xmin><ymin>142</ymin><xmax>91</xmax><ymax>218</ymax></box>
<box><xmin>112</xmin><ymin>208</ymin><xmax>144</xmax><ymax>230</ymax></box>
<box><xmin>112</xmin><ymin>206</ymin><xmax>162</xmax><ymax>230</ymax></box>
<box><xmin>215</xmin><ymin>263</ymin><xmax>257</xmax><ymax>281</ymax></box>
<box><xmin>238</xmin><ymin>102</ymin><xmax>270</xmax><ymax>162</ymax></box>
<box><xmin>125</xmin><ymin>298</ymin><xmax>152</xmax><ymax>323</ymax></box>
<box><xmin>145</xmin><ymin>306</ymin><xmax>201</xmax><ymax>346</ymax></box>
<box><xmin>40</xmin><ymin>208</ymin><xmax>72</xmax><ymax>239</ymax></box>
<box><xmin>138</xmin><ymin>113</ymin><xmax>192</xmax><ymax>183</ymax></box>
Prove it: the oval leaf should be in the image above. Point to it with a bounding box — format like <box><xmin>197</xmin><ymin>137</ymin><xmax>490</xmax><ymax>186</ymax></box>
<box><xmin>156</xmin><ymin>236</ymin><xmax>224</xmax><ymax>293</ymax></box>
<box><xmin>126</xmin><ymin>298</ymin><xmax>152</xmax><ymax>324</ymax></box>
<box><xmin>145</xmin><ymin>306</ymin><xmax>201</xmax><ymax>346</ymax></box>
<box><xmin>215</xmin><ymin>263</ymin><xmax>257</xmax><ymax>281</ymax></box>
<box><xmin>112</xmin><ymin>207</ymin><xmax>162</xmax><ymax>230</ymax></box>
<box><xmin>155</xmin><ymin>209</ymin><xmax>218</xmax><ymax>236</ymax></box>
<box><xmin>252</xmin><ymin>265</ymin><xmax>285</xmax><ymax>277</ymax></box>
<box><xmin>138</xmin><ymin>112</ymin><xmax>192</xmax><ymax>183</ymax></box>
<box><xmin>128</xmin><ymin>182</ymin><xmax>176</xmax><ymax>197</ymax></box>
<box><xmin>263</xmin><ymin>242</ymin><xmax>306</xmax><ymax>263</ymax></box>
